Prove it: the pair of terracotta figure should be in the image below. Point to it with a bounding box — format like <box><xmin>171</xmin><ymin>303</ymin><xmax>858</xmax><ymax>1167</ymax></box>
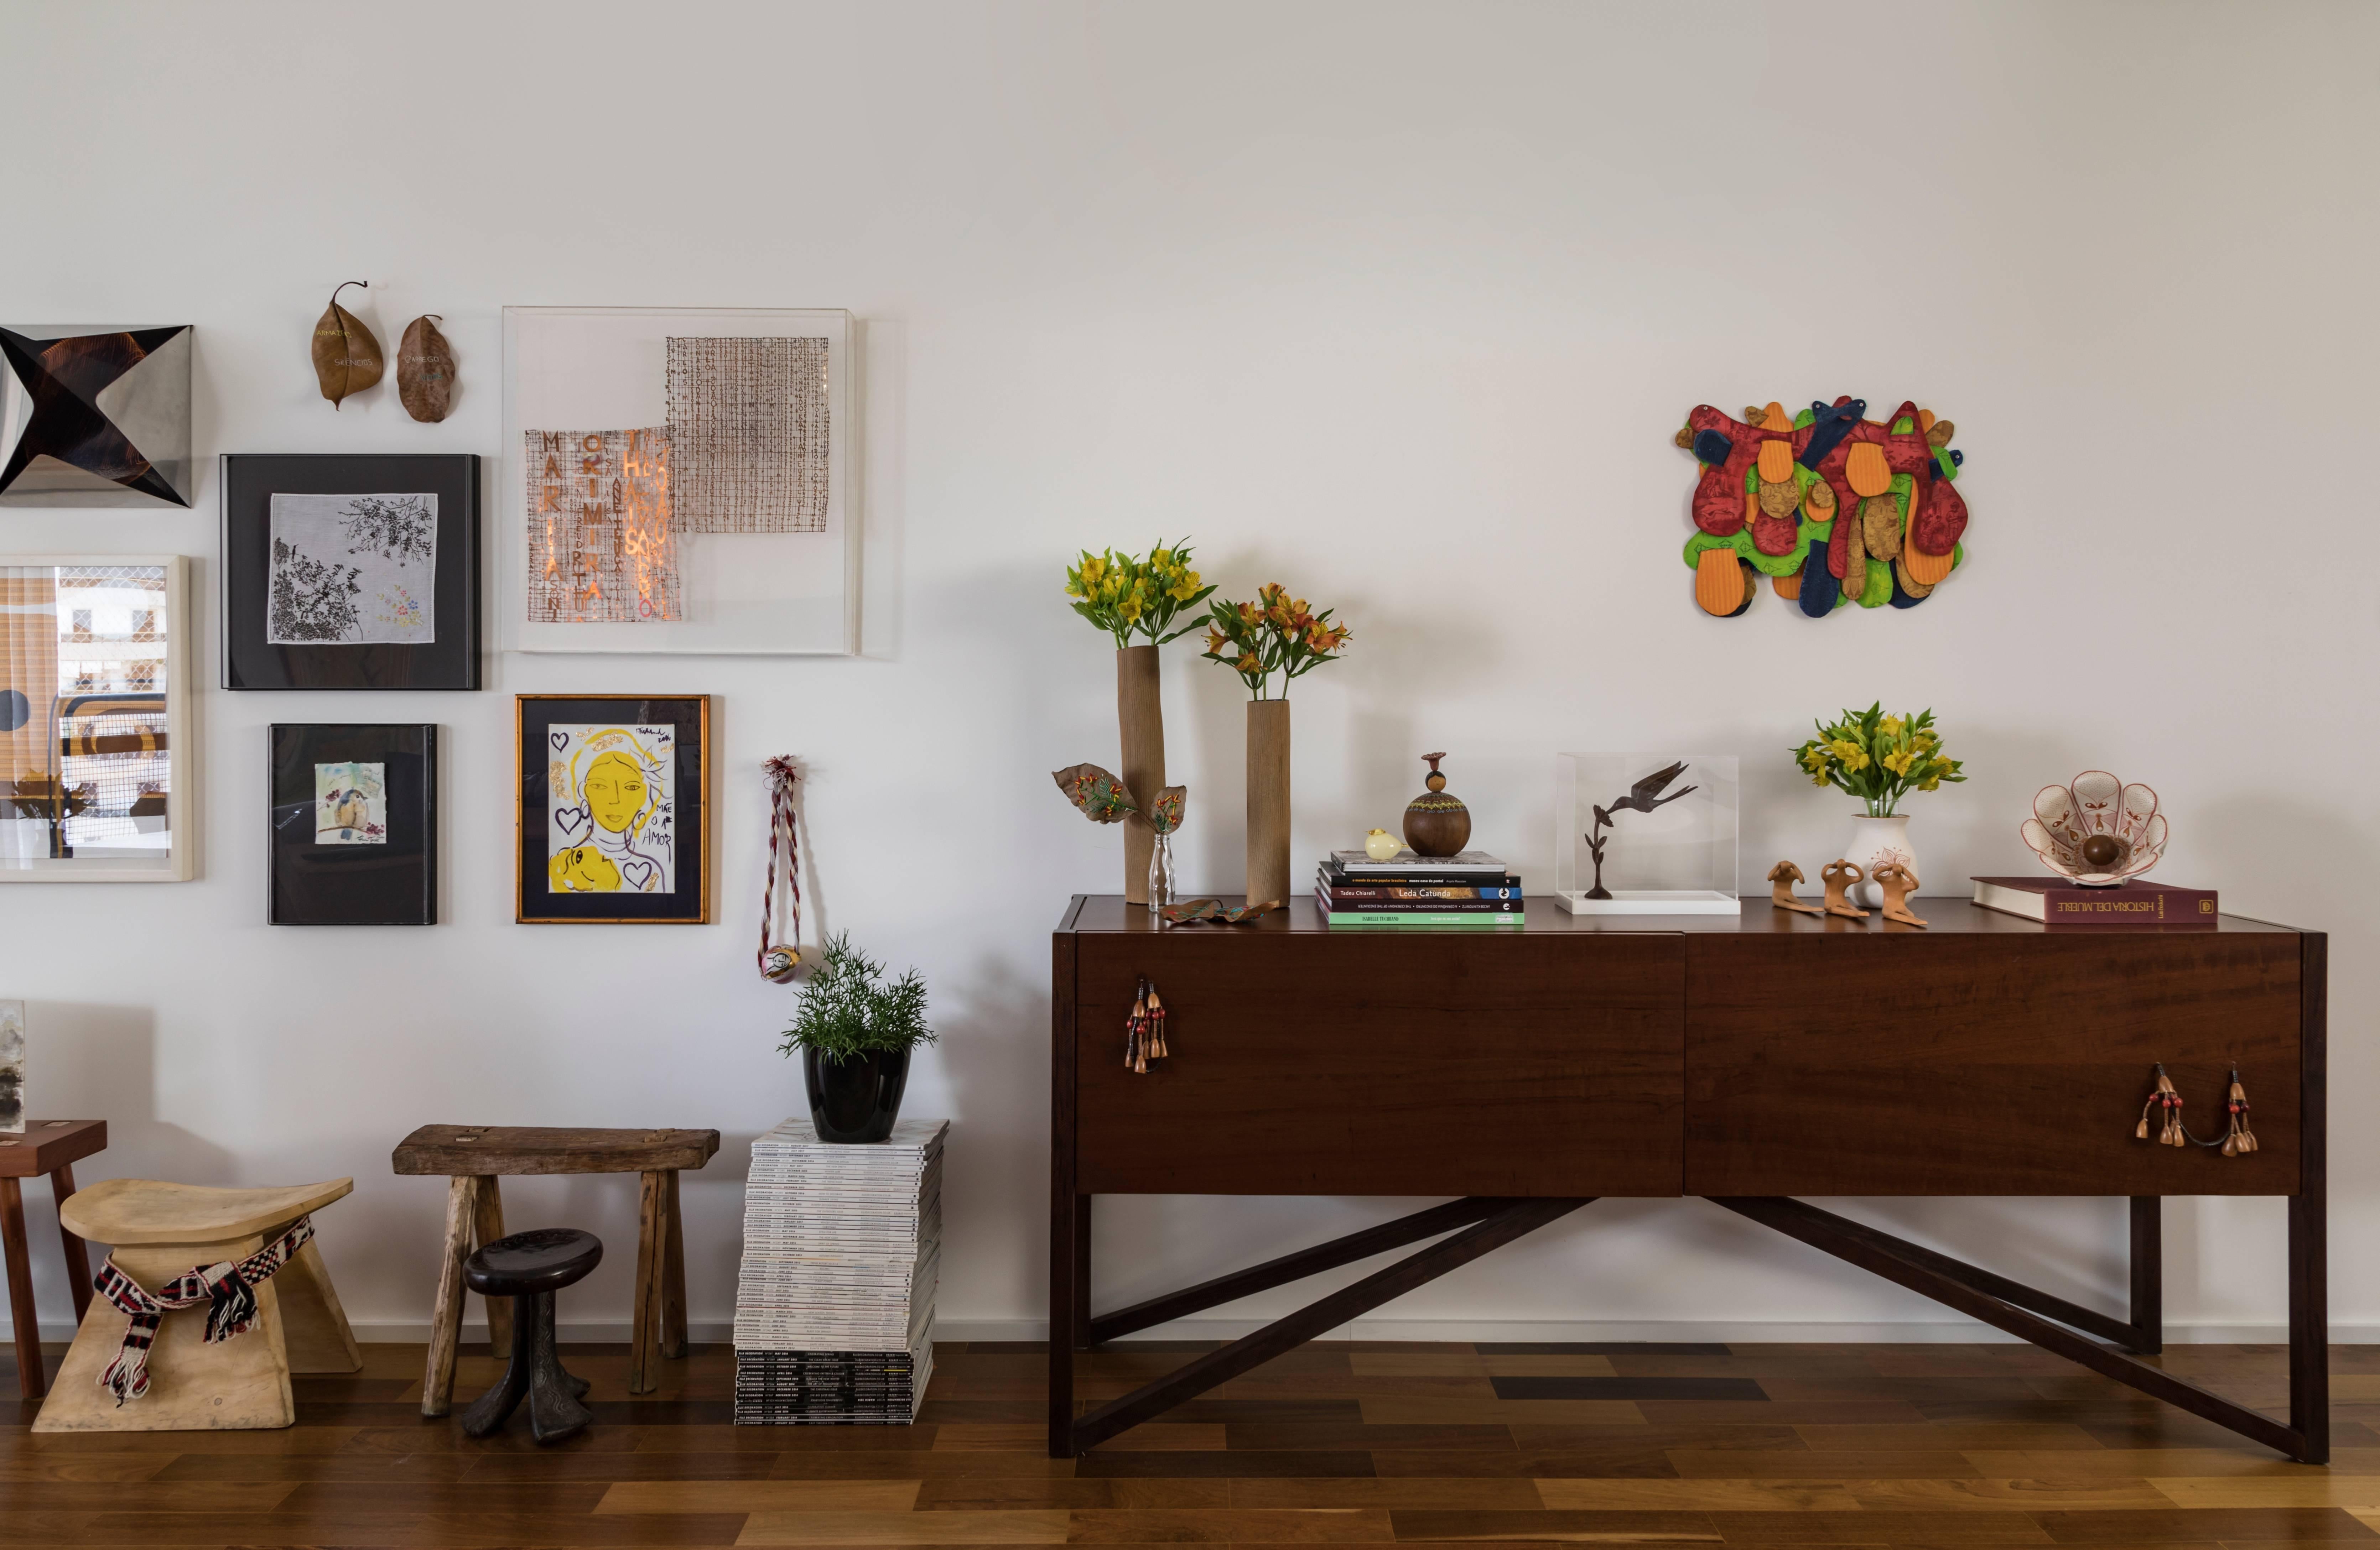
<box><xmin>1768</xmin><ymin>858</ymin><xmax>1925</xmax><ymax>926</ymax></box>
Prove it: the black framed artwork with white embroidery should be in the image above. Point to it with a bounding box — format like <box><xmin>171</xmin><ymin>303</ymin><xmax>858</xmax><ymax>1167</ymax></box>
<box><xmin>222</xmin><ymin>454</ymin><xmax>480</xmax><ymax>690</ymax></box>
<box><xmin>269</xmin><ymin>723</ymin><xmax>437</xmax><ymax>925</ymax></box>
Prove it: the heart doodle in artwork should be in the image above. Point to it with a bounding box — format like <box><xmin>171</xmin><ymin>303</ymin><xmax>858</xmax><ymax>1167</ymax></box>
<box><xmin>549</xmin><ymin>730</ymin><xmax>569</xmax><ymax>751</ymax></box>
<box><xmin>620</xmin><ymin>858</ymin><xmax>657</xmax><ymax>892</ymax></box>
<box><xmin>554</xmin><ymin>806</ymin><xmax>588</xmax><ymax>839</ymax></box>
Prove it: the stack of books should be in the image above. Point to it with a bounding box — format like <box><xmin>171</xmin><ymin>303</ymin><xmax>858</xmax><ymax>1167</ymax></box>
<box><xmin>1317</xmin><ymin>849</ymin><xmax>1523</xmax><ymax>927</ymax></box>
<box><xmin>732</xmin><ymin>1116</ymin><xmax>946</xmax><ymax>1424</ymax></box>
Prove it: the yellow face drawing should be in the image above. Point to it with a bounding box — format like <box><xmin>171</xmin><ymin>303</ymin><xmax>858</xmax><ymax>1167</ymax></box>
<box><xmin>548</xmin><ymin>845</ymin><xmax>621</xmax><ymax>892</ymax></box>
<box><xmin>582</xmin><ymin>751</ymin><xmax>649</xmax><ymax>835</ymax></box>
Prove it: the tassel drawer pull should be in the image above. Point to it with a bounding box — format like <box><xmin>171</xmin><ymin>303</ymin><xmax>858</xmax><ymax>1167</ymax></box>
<box><xmin>2134</xmin><ymin>1063</ymin><xmax>2257</xmax><ymax>1154</ymax></box>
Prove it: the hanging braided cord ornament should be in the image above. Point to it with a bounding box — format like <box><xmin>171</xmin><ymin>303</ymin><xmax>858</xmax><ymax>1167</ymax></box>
<box><xmin>759</xmin><ymin>756</ymin><xmax>804</xmax><ymax>983</ymax></box>
<box><xmin>92</xmin><ymin>1215</ymin><xmax>316</xmax><ymax>1405</ymax></box>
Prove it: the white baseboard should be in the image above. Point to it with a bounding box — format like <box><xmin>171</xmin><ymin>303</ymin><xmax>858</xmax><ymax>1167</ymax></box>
<box><xmin>22</xmin><ymin>1315</ymin><xmax>2329</xmax><ymax>1346</ymax></box>
<box><xmin>925</xmin><ymin>1316</ymin><xmax>2370</xmax><ymax>1345</ymax></box>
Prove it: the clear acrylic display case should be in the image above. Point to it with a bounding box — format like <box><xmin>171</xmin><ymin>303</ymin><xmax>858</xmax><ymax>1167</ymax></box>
<box><xmin>1554</xmin><ymin>752</ymin><xmax>1738</xmax><ymax>914</ymax></box>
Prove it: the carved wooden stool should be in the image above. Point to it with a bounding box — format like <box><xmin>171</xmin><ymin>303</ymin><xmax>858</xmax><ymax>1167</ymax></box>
<box><xmin>461</xmin><ymin>1228</ymin><xmax>602</xmax><ymax>1445</ymax></box>
<box><xmin>392</xmin><ymin>1124</ymin><xmax>719</xmax><ymax>1415</ymax></box>
<box><xmin>33</xmin><ymin>1177</ymin><xmax>360</xmax><ymax>1432</ymax></box>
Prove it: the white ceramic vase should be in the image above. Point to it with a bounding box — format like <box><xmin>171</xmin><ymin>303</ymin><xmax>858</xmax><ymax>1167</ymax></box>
<box><xmin>1844</xmin><ymin>814</ymin><xmax>1916</xmax><ymax>908</ymax></box>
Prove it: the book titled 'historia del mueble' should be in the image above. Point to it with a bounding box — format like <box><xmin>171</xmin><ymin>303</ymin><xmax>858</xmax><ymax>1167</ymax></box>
<box><xmin>1970</xmin><ymin>876</ymin><xmax>2218</xmax><ymax>925</ymax></box>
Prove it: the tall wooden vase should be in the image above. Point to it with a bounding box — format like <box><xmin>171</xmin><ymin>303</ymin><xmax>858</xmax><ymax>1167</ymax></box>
<box><xmin>1245</xmin><ymin>699</ymin><xmax>1291</xmax><ymax>907</ymax></box>
<box><xmin>1117</xmin><ymin>645</ymin><xmax>1165</xmax><ymax>905</ymax></box>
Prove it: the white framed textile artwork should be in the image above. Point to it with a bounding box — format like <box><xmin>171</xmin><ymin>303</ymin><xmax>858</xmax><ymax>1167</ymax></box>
<box><xmin>500</xmin><ymin>308</ymin><xmax>857</xmax><ymax>655</ymax></box>
<box><xmin>0</xmin><ymin>555</ymin><xmax>193</xmax><ymax>881</ymax></box>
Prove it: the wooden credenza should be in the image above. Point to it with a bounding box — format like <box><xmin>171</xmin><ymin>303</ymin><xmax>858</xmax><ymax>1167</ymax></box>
<box><xmin>1050</xmin><ymin>896</ymin><xmax>2327</xmax><ymax>1460</ymax></box>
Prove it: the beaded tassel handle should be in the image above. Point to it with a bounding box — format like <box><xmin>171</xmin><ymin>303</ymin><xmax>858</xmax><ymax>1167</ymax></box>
<box><xmin>759</xmin><ymin>756</ymin><xmax>804</xmax><ymax>983</ymax></box>
<box><xmin>1124</xmin><ymin>977</ymin><xmax>1171</xmax><ymax>1074</ymax></box>
<box><xmin>2135</xmin><ymin>1062</ymin><xmax>2256</xmax><ymax>1154</ymax></box>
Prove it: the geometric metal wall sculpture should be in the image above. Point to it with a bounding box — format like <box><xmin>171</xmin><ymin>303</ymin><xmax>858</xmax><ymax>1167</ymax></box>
<box><xmin>0</xmin><ymin>325</ymin><xmax>193</xmax><ymax>507</ymax></box>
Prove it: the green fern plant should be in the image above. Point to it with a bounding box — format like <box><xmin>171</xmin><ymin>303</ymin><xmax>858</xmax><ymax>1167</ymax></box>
<box><xmin>777</xmin><ymin>934</ymin><xmax>936</xmax><ymax>1063</ymax></box>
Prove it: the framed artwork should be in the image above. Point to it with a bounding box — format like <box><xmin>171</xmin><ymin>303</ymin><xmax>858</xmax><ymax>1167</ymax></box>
<box><xmin>269</xmin><ymin>724</ymin><xmax>437</xmax><ymax>926</ymax></box>
<box><xmin>500</xmin><ymin>307</ymin><xmax>856</xmax><ymax>656</ymax></box>
<box><xmin>0</xmin><ymin>555</ymin><xmax>192</xmax><ymax>881</ymax></box>
<box><xmin>516</xmin><ymin>694</ymin><xmax>710</xmax><ymax>924</ymax></box>
<box><xmin>221</xmin><ymin>454</ymin><xmax>482</xmax><ymax>690</ymax></box>
<box><xmin>2</xmin><ymin>325</ymin><xmax>193</xmax><ymax>507</ymax></box>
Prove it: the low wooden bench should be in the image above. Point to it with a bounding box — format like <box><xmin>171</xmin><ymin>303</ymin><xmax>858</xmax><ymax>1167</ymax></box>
<box><xmin>391</xmin><ymin>1125</ymin><xmax>720</xmax><ymax>1414</ymax></box>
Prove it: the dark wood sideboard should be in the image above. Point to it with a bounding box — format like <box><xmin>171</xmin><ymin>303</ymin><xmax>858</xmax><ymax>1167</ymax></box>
<box><xmin>1049</xmin><ymin>896</ymin><xmax>2327</xmax><ymax>1461</ymax></box>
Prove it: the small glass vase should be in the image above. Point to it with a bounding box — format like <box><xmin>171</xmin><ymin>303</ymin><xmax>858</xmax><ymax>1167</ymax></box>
<box><xmin>1147</xmin><ymin>831</ymin><xmax>1177</xmax><ymax>912</ymax></box>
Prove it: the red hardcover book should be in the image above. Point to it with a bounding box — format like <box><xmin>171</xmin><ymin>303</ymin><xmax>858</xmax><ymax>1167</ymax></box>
<box><xmin>1970</xmin><ymin>876</ymin><xmax>2218</xmax><ymax>926</ymax></box>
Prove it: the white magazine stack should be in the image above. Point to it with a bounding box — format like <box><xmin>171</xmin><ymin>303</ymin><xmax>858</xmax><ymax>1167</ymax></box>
<box><xmin>733</xmin><ymin>1117</ymin><xmax>946</xmax><ymax>1424</ymax></box>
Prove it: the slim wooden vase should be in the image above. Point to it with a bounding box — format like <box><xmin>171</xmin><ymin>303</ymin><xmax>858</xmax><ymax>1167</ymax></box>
<box><xmin>1117</xmin><ymin>644</ymin><xmax>1165</xmax><ymax>905</ymax></box>
<box><xmin>1245</xmin><ymin>698</ymin><xmax>1291</xmax><ymax>907</ymax></box>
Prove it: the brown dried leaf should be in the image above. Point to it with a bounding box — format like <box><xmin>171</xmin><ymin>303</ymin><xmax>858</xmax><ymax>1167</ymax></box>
<box><xmin>311</xmin><ymin>281</ymin><xmax>383</xmax><ymax>409</ymax></box>
<box><xmin>396</xmin><ymin>314</ymin><xmax>455</xmax><ymax>423</ymax></box>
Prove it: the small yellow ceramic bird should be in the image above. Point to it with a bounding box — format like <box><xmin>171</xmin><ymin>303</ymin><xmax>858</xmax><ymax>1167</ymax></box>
<box><xmin>1364</xmin><ymin>828</ymin><xmax>1402</xmax><ymax>862</ymax></box>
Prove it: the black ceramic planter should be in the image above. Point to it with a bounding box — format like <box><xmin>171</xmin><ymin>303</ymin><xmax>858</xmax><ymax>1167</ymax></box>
<box><xmin>803</xmin><ymin>1047</ymin><xmax>912</xmax><ymax>1143</ymax></box>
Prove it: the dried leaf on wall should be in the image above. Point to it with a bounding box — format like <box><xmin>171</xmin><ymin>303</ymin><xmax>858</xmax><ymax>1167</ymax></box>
<box><xmin>396</xmin><ymin>314</ymin><xmax>455</xmax><ymax>422</ymax></box>
<box><xmin>311</xmin><ymin>281</ymin><xmax>383</xmax><ymax>409</ymax></box>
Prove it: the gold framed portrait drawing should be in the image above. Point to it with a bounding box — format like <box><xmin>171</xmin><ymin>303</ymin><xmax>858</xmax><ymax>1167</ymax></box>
<box><xmin>515</xmin><ymin>694</ymin><xmax>710</xmax><ymax>924</ymax></box>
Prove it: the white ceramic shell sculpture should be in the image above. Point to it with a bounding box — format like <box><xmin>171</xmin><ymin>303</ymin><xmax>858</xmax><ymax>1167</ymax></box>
<box><xmin>2021</xmin><ymin>771</ymin><xmax>2167</xmax><ymax>886</ymax></box>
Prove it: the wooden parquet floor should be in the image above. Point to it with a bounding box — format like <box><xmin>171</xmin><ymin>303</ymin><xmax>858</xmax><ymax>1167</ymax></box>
<box><xmin>2</xmin><ymin>1339</ymin><xmax>2377</xmax><ymax>1546</ymax></box>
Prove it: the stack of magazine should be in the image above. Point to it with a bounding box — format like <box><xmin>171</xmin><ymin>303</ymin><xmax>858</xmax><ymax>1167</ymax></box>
<box><xmin>1316</xmin><ymin>850</ymin><xmax>1524</xmax><ymax>926</ymax></box>
<box><xmin>732</xmin><ymin>1116</ymin><xmax>946</xmax><ymax>1424</ymax></box>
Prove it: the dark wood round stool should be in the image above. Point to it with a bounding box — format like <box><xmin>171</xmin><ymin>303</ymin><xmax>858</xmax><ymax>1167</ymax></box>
<box><xmin>458</xmin><ymin>1227</ymin><xmax>602</xmax><ymax>1444</ymax></box>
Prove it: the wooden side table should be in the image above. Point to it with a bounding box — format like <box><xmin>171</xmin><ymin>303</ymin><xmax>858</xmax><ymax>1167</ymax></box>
<box><xmin>0</xmin><ymin>1119</ymin><xmax>105</xmax><ymax>1400</ymax></box>
<box><xmin>392</xmin><ymin>1124</ymin><xmax>720</xmax><ymax>1415</ymax></box>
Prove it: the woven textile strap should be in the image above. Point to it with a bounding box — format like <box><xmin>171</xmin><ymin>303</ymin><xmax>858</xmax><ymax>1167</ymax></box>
<box><xmin>92</xmin><ymin>1215</ymin><xmax>315</xmax><ymax>1405</ymax></box>
<box><xmin>758</xmin><ymin>755</ymin><xmax>803</xmax><ymax>980</ymax></box>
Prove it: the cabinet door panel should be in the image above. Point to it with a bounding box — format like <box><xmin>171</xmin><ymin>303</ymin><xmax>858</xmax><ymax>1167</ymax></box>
<box><xmin>1685</xmin><ymin>933</ymin><xmax>2302</xmax><ymax>1195</ymax></box>
<box><xmin>1077</xmin><ymin>931</ymin><xmax>1684</xmax><ymax>1196</ymax></box>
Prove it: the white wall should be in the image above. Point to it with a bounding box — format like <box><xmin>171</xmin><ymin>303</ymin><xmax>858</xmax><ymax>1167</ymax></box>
<box><xmin>2</xmin><ymin>0</ymin><xmax>2373</xmax><ymax>1345</ymax></box>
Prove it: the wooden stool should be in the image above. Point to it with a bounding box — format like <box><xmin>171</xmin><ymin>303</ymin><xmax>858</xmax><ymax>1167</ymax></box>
<box><xmin>391</xmin><ymin>1124</ymin><xmax>720</xmax><ymax>1415</ymax></box>
<box><xmin>461</xmin><ymin>1228</ymin><xmax>603</xmax><ymax>1444</ymax></box>
<box><xmin>0</xmin><ymin>1118</ymin><xmax>105</xmax><ymax>1399</ymax></box>
<box><xmin>34</xmin><ymin>1177</ymin><xmax>360</xmax><ymax>1432</ymax></box>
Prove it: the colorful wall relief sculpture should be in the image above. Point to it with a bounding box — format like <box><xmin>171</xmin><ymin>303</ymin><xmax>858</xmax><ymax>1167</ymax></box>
<box><xmin>1672</xmin><ymin>398</ymin><xmax>1968</xmax><ymax>617</ymax></box>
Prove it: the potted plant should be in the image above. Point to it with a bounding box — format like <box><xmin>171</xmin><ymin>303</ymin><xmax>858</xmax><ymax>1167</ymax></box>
<box><xmin>777</xmin><ymin>934</ymin><xmax>936</xmax><ymax>1143</ymax></box>
<box><xmin>1063</xmin><ymin>540</ymin><xmax>1216</xmax><ymax>902</ymax></box>
<box><xmin>1201</xmin><ymin>584</ymin><xmax>1352</xmax><ymax>906</ymax></box>
<box><xmin>1792</xmin><ymin>703</ymin><xmax>1965</xmax><ymax>905</ymax></box>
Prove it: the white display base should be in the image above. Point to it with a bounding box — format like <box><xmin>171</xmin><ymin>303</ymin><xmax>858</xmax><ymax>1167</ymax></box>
<box><xmin>1556</xmin><ymin>889</ymin><xmax>1740</xmax><ymax>915</ymax></box>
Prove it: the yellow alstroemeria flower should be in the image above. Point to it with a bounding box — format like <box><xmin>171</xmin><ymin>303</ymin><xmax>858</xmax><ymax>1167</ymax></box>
<box><xmin>1879</xmin><ymin>715</ymin><xmax>1906</xmax><ymax>740</ymax></box>
<box><xmin>1169</xmin><ymin>570</ymin><xmax>1202</xmax><ymax>602</ymax></box>
<box><xmin>1116</xmin><ymin>590</ymin><xmax>1143</xmax><ymax>622</ymax></box>
<box><xmin>1882</xmin><ymin>749</ymin><xmax>1917</xmax><ymax>776</ymax></box>
<box><xmin>1826</xmin><ymin>737</ymin><xmax>1863</xmax><ymax>762</ymax></box>
<box><xmin>1810</xmin><ymin>770</ymin><xmax>1830</xmax><ymax>786</ymax></box>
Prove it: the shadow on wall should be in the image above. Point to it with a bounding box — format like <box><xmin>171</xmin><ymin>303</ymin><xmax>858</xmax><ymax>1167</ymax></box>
<box><xmin>928</xmin><ymin>950</ymin><xmax>1046</xmax><ymax>1316</ymax></box>
<box><xmin>2</xmin><ymin>1001</ymin><xmax>234</xmax><ymax>1333</ymax></box>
